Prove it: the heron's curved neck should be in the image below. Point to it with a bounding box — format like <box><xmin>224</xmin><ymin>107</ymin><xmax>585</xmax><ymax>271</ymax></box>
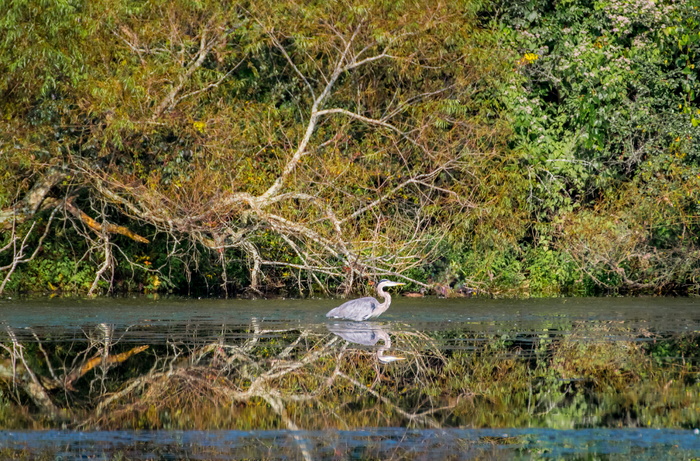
<box><xmin>376</xmin><ymin>332</ymin><xmax>401</xmax><ymax>363</ymax></box>
<box><xmin>372</xmin><ymin>287</ymin><xmax>392</xmax><ymax>318</ymax></box>
<box><xmin>377</xmin><ymin>331</ymin><xmax>392</xmax><ymax>349</ymax></box>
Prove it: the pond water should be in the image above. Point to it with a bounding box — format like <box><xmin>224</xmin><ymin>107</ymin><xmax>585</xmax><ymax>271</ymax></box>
<box><xmin>0</xmin><ymin>296</ymin><xmax>699</xmax><ymax>459</ymax></box>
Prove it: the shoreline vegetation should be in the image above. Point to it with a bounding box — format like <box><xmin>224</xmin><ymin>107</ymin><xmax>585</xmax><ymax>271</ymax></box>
<box><xmin>1</xmin><ymin>0</ymin><xmax>699</xmax><ymax>298</ymax></box>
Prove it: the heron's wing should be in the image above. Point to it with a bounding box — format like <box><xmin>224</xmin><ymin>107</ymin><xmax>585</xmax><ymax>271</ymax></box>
<box><xmin>325</xmin><ymin>296</ymin><xmax>379</xmax><ymax>321</ymax></box>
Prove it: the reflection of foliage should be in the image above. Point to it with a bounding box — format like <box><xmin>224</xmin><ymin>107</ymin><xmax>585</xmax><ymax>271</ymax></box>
<box><xmin>0</xmin><ymin>322</ymin><xmax>699</xmax><ymax>432</ymax></box>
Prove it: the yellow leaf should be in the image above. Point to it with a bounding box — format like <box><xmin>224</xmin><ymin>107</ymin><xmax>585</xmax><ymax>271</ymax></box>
<box><xmin>193</xmin><ymin>121</ymin><xmax>206</xmax><ymax>133</ymax></box>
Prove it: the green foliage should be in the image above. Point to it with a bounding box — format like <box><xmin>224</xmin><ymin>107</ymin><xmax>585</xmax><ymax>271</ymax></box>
<box><xmin>525</xmin><ymin>245</ymin><xmax>582</xmax><ymax>296</ymax></box>
<box><xmin>475</xmin><ymin>0</ymin><xmax>700</xmax><ymax>295</ymax></box>
<box><xmin>1</xmin><ymin>0</ymin><xmax>699</xmax><ymax>296</ymax></box>
<box><xmin>499</xmin><ymin>0</ymin><xmax>698</xmax><ymax>210</ymax></box>
<box><xmin>0</xmin><ymin>0</ymin><xmax>95</xmax><ymax>106</ymax></box>
<box><xmin>1</xmin><ymin>0</ymin><xmax>521</xmax><ymax>296</ymax></box>
<box><xmin>4</xmin><ymin>236</ymin><xmax>96</xmax><ymax>294</ymax></box>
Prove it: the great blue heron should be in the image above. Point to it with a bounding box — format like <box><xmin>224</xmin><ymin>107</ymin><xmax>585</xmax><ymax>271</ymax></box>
<box><xmin>327</xmin><ymin>322</ymin><xmax>405</xmax><ymax>363</ymax></box>
<box><xmin>326</xmin><ymin>279</ymin><xmax>405</xmax><ymax>321</ymax></box>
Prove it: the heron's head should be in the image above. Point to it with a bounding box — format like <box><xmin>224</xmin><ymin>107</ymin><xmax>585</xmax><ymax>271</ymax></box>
<box><xmin>377</xmin><ymin>279</ymin><xmax>405</xmax><ymax>288</ymax></box>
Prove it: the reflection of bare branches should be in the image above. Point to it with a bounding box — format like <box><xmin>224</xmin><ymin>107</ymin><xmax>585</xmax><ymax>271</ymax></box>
<box><xmin>0</xmin><ymin>326</ymin><xmax>59</xmax><ymax>415</ymax></box>
<box><xmin>0</xmin><ymin>320</ymin><xmax>456</xmax><ymax>440</ymax></box>
<box><xmin>82</xmin><ymin>321</ymin><xmax>454</xmax><ymax>435</ymax></box>
<box><xmin>0</xmin><ymin>324</ymin><xmax>150</xmax><ymax>421</ymax></box>
<box><xmin>335</xmin><ymin>371</ymin><xmax>441</xmax><ymax>428</ymax></box>
<box><xmin>259</xmin><ymin>391</ymin><xmax>314</xmax><ymax>461</ymax></box>
<box><xmin>67</xmin><ymin>346</ymin><xmax>150</xmax><ymax>390</ymax></box>
<box><xmin>1</xmin><ymin>317</ymin><xmax>696</xmax><ymax>452</ymax></box>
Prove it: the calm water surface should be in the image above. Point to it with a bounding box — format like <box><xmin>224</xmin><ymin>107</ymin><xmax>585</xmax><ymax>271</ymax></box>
<box><xmin>0</xmin><ymin>296</ymin><xmax>699</xmax><ymax>459</ymax></box>
<box><xmin>3</xmin><ymin>296</ymin><xmax>698</xmax><ymax>336</ymax></box>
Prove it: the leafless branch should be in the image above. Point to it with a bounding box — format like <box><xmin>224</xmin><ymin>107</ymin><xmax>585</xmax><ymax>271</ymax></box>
<box><xmin>0</xmin><ymin>208</ymin><xmax>58</xmax><ymax>295</ymax></box>
<box><xmin>152</xmin><ymin>24</ymin><xmax>228</xmax><ymax>118</ymax></box>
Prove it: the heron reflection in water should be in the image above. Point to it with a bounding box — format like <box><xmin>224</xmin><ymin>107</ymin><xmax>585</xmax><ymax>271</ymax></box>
<box><xmin>327</xmin><ymin>322</ymin><xmax>405</xmax><ymax>363</ymax></box>
<box><xmin>326</xmin><ymin>279</ymin><xmax>405</xmax><ymax>321</ymax></box>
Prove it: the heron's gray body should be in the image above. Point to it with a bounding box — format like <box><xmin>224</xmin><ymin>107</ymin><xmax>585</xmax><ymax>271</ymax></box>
<box><xmin>326</xmin><ymin>296</ymin><xmax>381</xmax><ymax>321</ymax></box>
<box><xmin>325</xmin><ymin>279</ymin><xmax>404</xmax><ymax>321</ymax></box>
